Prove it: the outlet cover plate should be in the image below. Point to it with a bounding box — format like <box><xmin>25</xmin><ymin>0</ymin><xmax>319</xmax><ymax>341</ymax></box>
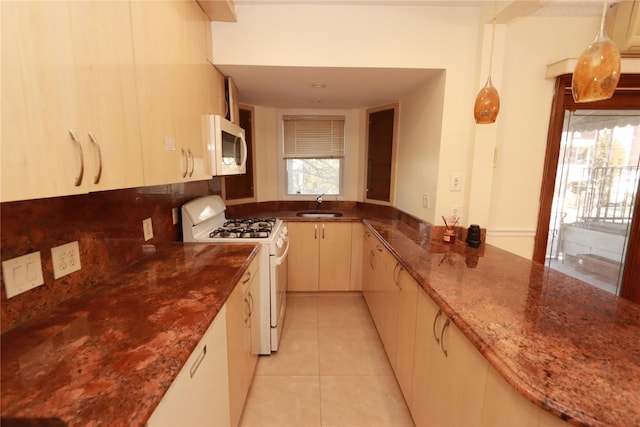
<box><xmin>450</xmin><ymin>174</ymin><xmax>462</xmax><ymax>192</ymax></box>
<box><xmin>2</xmin><ymin>251</ymin><xmax>45</xmax><ymax>298</ymax></box>
<box><xmin>51</xmin><ymin>241</ymin><xmax>81</xmax><ymax>279</ymax></box>
<box><xmin>143</xmin><ymin>218</ymin><xmax>153</xmax><ymax>241</ymax></box>
<box><xmin>172</xmin><ymin>208</ymin><xmax>179</xmax><ymax>225</ymax></box>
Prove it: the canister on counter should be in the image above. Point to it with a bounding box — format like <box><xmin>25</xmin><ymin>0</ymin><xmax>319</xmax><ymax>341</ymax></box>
<box><xmin>467</xmin><ymin>224</ymin><xmax>481</xmax><ymax>248</ymax></box>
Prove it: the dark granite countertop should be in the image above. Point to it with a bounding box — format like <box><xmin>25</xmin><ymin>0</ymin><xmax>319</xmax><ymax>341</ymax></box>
<box><xmin>364</xmin><ymin>218</ymin><xmax>640</xmax><ymax>427</ymax></box>
<box><xmin>1</xmin><ymin>243</ymin><xmax>259</xmax><ymax>426</ymax></box>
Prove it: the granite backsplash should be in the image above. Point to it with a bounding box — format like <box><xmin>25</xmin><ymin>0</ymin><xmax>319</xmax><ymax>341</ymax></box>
<box><xmin>0</xmin><ymin>180</ymin><xmax>220</xmax><ymax>333</ymax></box>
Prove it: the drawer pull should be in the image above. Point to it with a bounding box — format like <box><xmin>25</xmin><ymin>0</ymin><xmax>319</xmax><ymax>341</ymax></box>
<box><xmin>369</xmin><ymin>250</ymin><xmax>375</xmax><ymax>269</ymax></box>
<box><xmin>189</xmin><ymin>345</ymin><xmax>207</xmax><ymax>378</ymax></box>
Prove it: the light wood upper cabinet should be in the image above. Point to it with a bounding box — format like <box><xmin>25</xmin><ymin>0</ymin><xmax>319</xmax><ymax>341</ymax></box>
<box><xmin>131</xmin><ymin>0</ymin><xmax>211</xmax><ymax>186</ymax></box>
<box><xmin>69</xmin><ymin>1</ymin><xmax>145</xmax><ymax>192</ymax></box>
<box><xmin>288</xmin><ymin>222</ymin><xmax>352</xmax><ymax>292</ymax></box>
<box><xmin>1</xmin><ymin>1</ymin><xmax>143</xmax><ymax>202</ymax></box>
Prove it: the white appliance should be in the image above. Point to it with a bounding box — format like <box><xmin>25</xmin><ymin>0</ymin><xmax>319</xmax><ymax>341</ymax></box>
<box><xmin>182</xmin><ymin>195</ymin><xmax>288</xmax><ymax>354</ymax></box>
<box><xmin>206</xmin><ymin>114</ymin><xmax>247</xmax><ymax>176</ymax></box>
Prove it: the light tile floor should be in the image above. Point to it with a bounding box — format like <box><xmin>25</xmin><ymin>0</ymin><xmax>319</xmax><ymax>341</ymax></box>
<box><xmin>239</xmin><ymin>292</ymin><xmax>415</xmax><ymax>427</ymax></box>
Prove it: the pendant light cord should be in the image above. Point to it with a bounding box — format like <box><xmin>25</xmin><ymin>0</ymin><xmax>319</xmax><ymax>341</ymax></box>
<box><xmin>488</xmin><ymin>0</ymin><xmax>497</xmax><ymax>77</ymax></box>
<box><xmin>598</xmin><ymin>0</ymin><xmax>608</xmax><ymax>37</ymax></box>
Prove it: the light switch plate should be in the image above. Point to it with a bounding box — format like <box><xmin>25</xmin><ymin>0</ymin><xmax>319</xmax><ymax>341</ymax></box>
<box><xmin>2</xmin><ymin>251</ymin><xmax>45</xmax><ymax>298</ymax></box>
<box><xmin>51</xmin><ymin>241</ymin><xmax>81</xmax><ymax>279</ymax></box>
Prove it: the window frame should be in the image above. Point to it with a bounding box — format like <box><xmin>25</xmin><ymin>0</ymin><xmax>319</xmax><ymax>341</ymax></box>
<box><xmin>277</xmin><ymin>109</ymin><xmax>350</xmax><ymax>200</ymax></box>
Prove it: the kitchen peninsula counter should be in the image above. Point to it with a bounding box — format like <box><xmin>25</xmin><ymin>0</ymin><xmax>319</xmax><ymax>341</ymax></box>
<box><xmin>364</xmin><ymin>218</ymin><xmax>640</xmax><ymax>427</ymax></box>
<box><xmin>1</xmin><ymin>243</ymin><xmax>259</xmax><ymax>426</ymax></box>
<box><xmin>227</xmin><ymin>201</ymin><xmax>640</xmax><ymax>425</ymax></box>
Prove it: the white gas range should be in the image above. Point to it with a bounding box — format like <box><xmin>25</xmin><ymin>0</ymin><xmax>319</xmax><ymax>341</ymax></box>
<box><xmin>181</xmin><ymin>195</ymin><xmax>289</xmax><ymax>354</ymax></box>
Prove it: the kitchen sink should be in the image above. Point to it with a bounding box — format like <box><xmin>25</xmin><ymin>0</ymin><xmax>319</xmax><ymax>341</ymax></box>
<box><xmin>296</xmin><ymin>211</ymin><xmax>343</xmax><ymax>218</ymax></box>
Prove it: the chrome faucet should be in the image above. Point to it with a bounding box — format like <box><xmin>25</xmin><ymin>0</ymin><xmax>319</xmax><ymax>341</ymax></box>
<box><xmin>315</xmin><ymin>193</ymin><xmax>324</xmax><ymax>211</ymax></box>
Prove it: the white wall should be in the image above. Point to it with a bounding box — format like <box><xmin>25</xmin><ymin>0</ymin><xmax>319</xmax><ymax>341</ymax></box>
<box><xmin>212</xmin><ymin>3</ymin><xmax>610</xmax><ymax>259</ymax></box>
<box><xmin>396</xmin><ymin>71</ymin><xmax>446</xmax><ymax>223</ymax></box>
<box><xmin>485</xmin><ymin>16</ymin><xmax>599</xmax><ymax>258</ymax></box>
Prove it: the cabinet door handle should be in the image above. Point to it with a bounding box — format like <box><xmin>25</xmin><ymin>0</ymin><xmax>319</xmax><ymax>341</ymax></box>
<box><xmin>314</xmin><ymin>224</ymin><xmax>318</xmax><ymax>239</ymax></box>
<box><xmin>187</xmin><ymin>149</ymin><xmax>194</xmax><ymax>177</ymax></box>
<box><xmin>322</xmin><ymin>224</ymin><xmax>325</xmax><ymax>239</ymax></box>
<box><xmin>88</xmin><ymin>132</ymin><xmax>102</xmax><ymax>185</ymax></box>
<box><xmin>433</xmin><ymin>308</ymin><xmax>443</xmax><ymax>344</ymax></box>
<box><xmin>242</xmin><ymin>271</ymin><xmax>251</xmax><ymax>284</ymax></box>
<box><xmin>393</xmin><ymin>262</ymin><xmax>403</xmax><ymax>288</ymax></box>
<box><xmin>248</xmin><ymin>292</ymin><xmax>254</xmax><ymax>317</ymax></box>
<box><xmin>369</xmin><ymin>250</ymin><xmax>375</xmax><ymax>269</ymax></box>
<box><xmin>69</xmin><ymin>130</ymin><xmax>84</xmax><ymax>187</ymax></box>
<box><xmin>243</xmin><ymin>296</ymin><xmax>251</xmax><ymax>326</ymax></box>
<box><xmin>189</xmin><ymin>345</ymin><xmax>207</xmax><ymax>378</ymax></box>
<box><xmin>181</xmin><ymin>147</ymin><xmax>188</xmax><ymax>178</ymax></box>
<box><xmin>440</xmin><ymin>318</ymin><xmax>451</xmax><ymax>357</ymax></box>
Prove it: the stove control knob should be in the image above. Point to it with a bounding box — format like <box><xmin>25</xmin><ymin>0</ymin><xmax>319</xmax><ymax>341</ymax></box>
<box><xmin>281</xmin><ymin>225</ymin><xmax>288</xmax><ymax>236</ymax></box>
<box><xmin>276</xmin><ymin>237</ymin><xmax>284</xmax><ymax>248</ymax></box>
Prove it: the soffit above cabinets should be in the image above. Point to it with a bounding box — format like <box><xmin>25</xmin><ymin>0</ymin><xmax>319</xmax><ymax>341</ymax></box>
<box><xmin>213</xmin><ymin>65</ymin><xmax>442</xmax><ymax>109</ymax></box>
<box><xmin>212</xmin><ymin>1</ymin><xmax>628</xmax><ymax>110</ymax></box>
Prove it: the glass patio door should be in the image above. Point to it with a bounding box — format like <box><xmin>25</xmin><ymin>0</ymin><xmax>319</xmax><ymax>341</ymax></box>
<box><xmin>545</xmin><ymin>110</ymin><xmax>640</xmax><ymax>295</ymax></box>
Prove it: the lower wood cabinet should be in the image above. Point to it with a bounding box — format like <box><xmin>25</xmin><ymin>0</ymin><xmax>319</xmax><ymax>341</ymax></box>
<box><xmin>287</xmin><ymin>222</ymin><xmax>352</xmax><ymax>291</ymax></box>
<box><xmin>481</xmin><ymin>364</ymin><xmax>569</xmax><ymax>427</ymax></box>
<box><xmin>394</xmin><ymin>267</ymin><xmax>418</xmax><ymax>404</ymax></box>
<box><xmin>226</xmin><ymin>257</ymin><xmax>260</xmax><ymax>427</ymax></box>
<box><xmin>148</xmin><ymin>256</ymin><xmax>259</xmax><ymax>427</ymax></box>
<box><xmin>147</xmin><ymin>306</ymin><xmax>230</xmax><ymax>426</ymax></box>
<box><xmin>410</xmin><ymin>288</ymin><xmax>488</xmax><ymax>426</ymax></box>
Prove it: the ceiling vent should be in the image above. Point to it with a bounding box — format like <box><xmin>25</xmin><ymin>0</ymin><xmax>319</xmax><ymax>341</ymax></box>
<box><xmin>606</xmin><ymin>0</ymin><xmax>640</xmax><ymax>57</ymax></box>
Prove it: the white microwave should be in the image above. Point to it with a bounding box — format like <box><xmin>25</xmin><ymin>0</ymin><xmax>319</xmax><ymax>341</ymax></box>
<box><xmin>205</xmin><ymin>114</ymin><xmax>247</xmax><ymax>176</ymax></box>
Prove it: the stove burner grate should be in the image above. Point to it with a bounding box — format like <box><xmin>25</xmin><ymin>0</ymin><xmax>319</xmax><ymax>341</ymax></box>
<box><xmin>209</xmin><ymin>217</ymin><xmax>277</xmax><ymax>239</ymax></box>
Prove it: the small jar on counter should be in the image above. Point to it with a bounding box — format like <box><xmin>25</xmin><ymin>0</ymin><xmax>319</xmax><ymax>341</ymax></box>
<box><xmin>443</xmin><ymin>229</ymin><xmax>456</xmax><ymax>243</ymax></box>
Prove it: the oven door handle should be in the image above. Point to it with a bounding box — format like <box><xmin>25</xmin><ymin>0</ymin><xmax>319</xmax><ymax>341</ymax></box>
<box><xmin>273</xmin><ymin>238</ymin><xmax>290</xmax><ymax>266</ymax></box>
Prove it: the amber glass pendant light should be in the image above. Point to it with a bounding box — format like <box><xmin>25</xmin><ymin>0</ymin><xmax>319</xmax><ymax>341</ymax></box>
<box><xmin>474</xmin><ymin>1</ymin><xmax>500</xmax><ymax>124</ymax></box>
<box><xmin>571</xmin><ymin>0</ymin><xmax>621</xmax><ymax>103</ymax></box>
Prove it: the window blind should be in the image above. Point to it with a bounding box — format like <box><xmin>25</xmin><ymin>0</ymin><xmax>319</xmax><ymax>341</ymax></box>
<box><xmin>283</xmin><ymin>115</ymin><xmax>345</xmax><ymax>159</ymax></box>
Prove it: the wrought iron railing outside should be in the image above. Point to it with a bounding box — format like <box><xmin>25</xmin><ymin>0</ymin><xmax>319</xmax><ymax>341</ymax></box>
<box><xmin>576</xmin><ymin>166</ymin><xmax>639</xmax><ymax>224</ymax></box>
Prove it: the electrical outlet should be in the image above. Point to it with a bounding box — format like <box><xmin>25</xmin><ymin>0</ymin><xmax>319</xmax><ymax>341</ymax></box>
<box><xmin>422</xmin><ymin>193</ymin><xmax>430</xmax><ymax>209</ymax></box>
<box><xmin>51</xmin><ymin>241</ymin><xmax>81</xmax><ymax>280</ymax></box>
<box><xmin>2</xmin><ymin>251</ymin><xmax>45</xmax><ymax>298</ymax></box>
<box><xmin>450</xmin><ymin>174</ymin><xmax>462</xmax><ymax>191</ymax></box>
<box><xmin>451</xmin><ymin>205</ymin><xmax>463</xmax><ymax>222</ymax></box>
<box><xmin>143</xmin><ymin>218</ymin><xmax>153</xmax><ymax>241</ymax></box>
<box><xmin>172</xmin><ymin>208</ymin><xmax>179</xmax><ymax>225</ymax></box>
